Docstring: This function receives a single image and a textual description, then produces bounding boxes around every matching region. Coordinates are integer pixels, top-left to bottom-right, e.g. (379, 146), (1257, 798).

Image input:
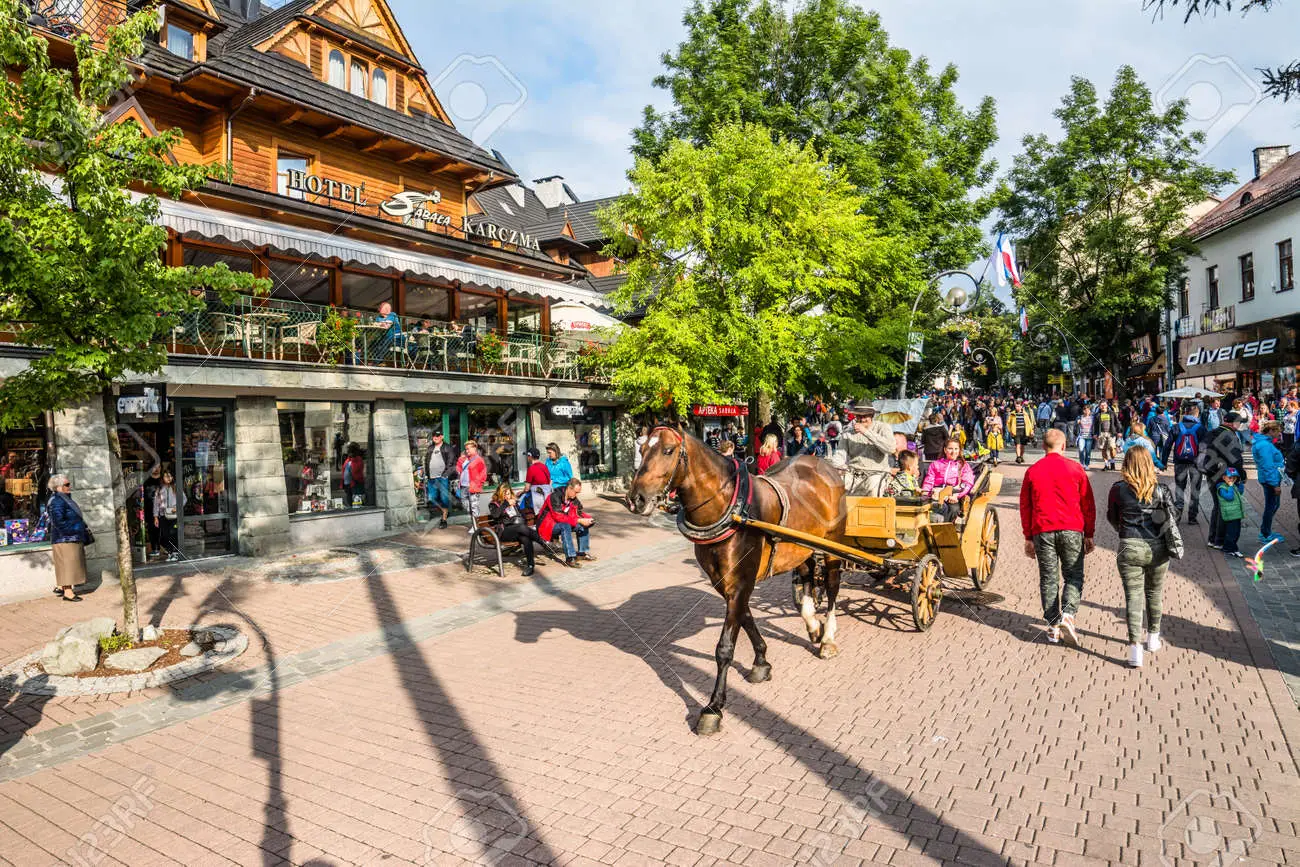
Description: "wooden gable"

(267, 29), (312, 66)
(168, 0), (218, 18)
(315, 0), (403, 51)
(103, 97), (179, 165)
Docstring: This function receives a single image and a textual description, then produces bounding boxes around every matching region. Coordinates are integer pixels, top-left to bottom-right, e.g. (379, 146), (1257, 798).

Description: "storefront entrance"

(122, 396), (236, 564)
(407, 404), (528, 516)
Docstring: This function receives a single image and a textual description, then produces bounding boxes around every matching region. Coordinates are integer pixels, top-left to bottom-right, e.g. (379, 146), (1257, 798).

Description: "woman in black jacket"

(487, 483), (548, 577)
(1106, 447), (1180, 669)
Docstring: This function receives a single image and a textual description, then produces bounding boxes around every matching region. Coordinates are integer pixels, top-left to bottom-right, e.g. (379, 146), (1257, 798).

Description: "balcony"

(23, 0), (125, 43)
(1177, 304), (1235, 339)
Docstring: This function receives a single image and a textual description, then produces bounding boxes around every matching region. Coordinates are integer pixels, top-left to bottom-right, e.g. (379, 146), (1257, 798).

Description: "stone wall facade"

(233, 396), (290, 557)
(52, 398), (118, 583)
(371, 399), (418, 529)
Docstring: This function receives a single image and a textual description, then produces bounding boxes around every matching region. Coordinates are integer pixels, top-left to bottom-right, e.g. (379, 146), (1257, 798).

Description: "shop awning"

(154, 197), (610, 308)
(1125, 361), (1155, 380)
(550, 301), (624, 333)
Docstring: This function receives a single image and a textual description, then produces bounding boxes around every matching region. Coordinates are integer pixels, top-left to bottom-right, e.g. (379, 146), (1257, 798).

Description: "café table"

(352, 321), (399, 366)
(239, 310), (290, 359)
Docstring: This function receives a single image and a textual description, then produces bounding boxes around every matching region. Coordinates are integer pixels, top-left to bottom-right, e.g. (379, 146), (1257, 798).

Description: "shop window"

(406, 283), (451, 324)
(571, 408), (616, 478)
(278, 401), (373, 514)
(459, 292), (499, 333)
(165, 23), (195, 61)
(277, 152), (310, 201)
(328, 49), (345, 89)
(341, 271), (395, 311)
(183, 246), (255, 277)
(0, 418), (50, 548)
(467, 406), (523, 484)
(1207, 265), (1219, 309)
(371, 69), (388, 106)
(268, 258), (331, 306)
(350, 59), (368, 98)
(1240, 253), (1255, 302)
(508, 299), (544, 335)
(1279, 239), (1294, 292)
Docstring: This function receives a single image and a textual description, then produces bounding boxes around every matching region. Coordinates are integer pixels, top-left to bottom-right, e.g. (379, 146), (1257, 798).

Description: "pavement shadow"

(0, 692), (52, 762)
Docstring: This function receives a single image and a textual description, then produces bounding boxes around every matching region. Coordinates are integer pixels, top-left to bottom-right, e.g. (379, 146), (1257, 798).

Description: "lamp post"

(968, 346), (999, 384)
(899, 270), (981, 399)
(1027, 322), (1077, 396)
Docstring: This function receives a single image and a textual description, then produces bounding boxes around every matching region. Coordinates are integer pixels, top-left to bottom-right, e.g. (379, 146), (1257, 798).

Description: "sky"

(390, 0), (1300, 207)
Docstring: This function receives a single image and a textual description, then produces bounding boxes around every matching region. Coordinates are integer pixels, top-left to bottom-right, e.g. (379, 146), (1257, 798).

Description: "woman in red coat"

(455, 440), (488, 528)
(755, 434), (781, 475)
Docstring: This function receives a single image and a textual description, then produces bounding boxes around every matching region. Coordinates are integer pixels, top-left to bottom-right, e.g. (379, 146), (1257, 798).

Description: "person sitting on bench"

(488, 483), (548, 577)
(538, 479), (595, 568)
(921, 438), (975, 522)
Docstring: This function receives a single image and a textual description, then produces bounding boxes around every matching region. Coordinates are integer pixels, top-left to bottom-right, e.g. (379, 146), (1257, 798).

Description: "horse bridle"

(646, 425), (689, 506)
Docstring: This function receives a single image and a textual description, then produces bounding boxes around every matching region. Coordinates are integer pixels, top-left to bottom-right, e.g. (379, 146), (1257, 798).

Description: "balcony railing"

(1177, 304), (1235, 339)
(23, 0), (125, 43)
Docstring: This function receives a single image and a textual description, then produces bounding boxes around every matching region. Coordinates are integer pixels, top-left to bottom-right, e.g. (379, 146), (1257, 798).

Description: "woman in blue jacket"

(1253, 421), (1286, 543)
(544, 442), (575, 489)
(46, 474), (91, 601)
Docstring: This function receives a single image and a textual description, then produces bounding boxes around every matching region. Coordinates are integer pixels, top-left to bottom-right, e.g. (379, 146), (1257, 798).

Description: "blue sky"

(391, 0), (1300, 210)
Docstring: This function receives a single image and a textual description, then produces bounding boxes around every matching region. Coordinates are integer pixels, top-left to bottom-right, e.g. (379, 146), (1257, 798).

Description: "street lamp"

(968, 346), (999, 383)
(899, 270), (981, 399)
(1027, 322), (1077, 396)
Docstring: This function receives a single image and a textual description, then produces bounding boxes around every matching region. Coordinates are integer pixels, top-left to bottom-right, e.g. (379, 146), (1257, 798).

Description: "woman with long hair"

(487, 483), (548, 577)
(1106, 447), (1177, 668)
(756, 434), (781, 475)
(921, 438), (975, 522)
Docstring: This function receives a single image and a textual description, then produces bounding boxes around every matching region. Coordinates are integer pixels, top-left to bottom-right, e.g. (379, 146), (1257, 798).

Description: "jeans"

(1077, 437), (1093, 467)
(1173, 464), (1201, 519)
(1117, 537), (1169, 644)
(426, 477), (452, 513)
(1261, 484), (1281, 538)
(1159, 435), (1175, 468)
(1221, 518), (1242, 553)
(554, 522), (589, 558)
(1034, 530), (1085, 625)
(1209, 482), (1245, 547)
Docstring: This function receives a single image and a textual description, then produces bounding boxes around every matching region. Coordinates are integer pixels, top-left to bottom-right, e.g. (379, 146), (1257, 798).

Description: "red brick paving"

(0, 464), (1297, 865)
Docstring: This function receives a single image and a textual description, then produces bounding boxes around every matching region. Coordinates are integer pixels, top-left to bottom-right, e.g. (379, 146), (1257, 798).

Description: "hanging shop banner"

(692, 405), (749, 418)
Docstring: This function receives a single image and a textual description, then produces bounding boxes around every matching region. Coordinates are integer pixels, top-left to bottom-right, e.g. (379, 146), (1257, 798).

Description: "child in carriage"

(922, 438), (975, 522)
(887, 450), (921, 498)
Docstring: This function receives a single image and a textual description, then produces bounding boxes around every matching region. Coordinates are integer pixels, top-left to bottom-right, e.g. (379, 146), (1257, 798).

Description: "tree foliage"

(634, 0), (999, 273)
(1145, 0), (1300, 101)
(996, 66), (1233, 393)
(602, 123), (916, 412)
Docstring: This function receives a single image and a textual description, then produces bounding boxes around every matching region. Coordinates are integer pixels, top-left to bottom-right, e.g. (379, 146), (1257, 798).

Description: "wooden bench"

(464, 510), (542, 578)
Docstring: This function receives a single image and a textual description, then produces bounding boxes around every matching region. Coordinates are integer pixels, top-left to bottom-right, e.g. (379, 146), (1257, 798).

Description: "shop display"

(279, 401), (373, 513)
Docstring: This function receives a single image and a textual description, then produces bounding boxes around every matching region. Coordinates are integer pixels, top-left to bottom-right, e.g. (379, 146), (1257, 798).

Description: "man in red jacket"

(1020, 428), (1096, 648)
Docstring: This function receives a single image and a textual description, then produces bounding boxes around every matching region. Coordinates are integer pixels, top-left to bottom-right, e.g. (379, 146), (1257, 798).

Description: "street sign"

(906, 334), (924, 364)
(1060, 355), (1071, 372)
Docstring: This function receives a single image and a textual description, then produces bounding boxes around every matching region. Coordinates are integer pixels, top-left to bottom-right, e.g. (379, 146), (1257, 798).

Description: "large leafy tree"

(996, 66), (1233, 396)
(634, 0), (999, 273)
(1146, 0), (1300, 101)
(0, 1), (265, 634)
(602, 123), (917, 413)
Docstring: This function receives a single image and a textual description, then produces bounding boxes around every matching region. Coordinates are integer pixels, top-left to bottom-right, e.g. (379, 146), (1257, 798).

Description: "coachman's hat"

(848, 400), (877, 416)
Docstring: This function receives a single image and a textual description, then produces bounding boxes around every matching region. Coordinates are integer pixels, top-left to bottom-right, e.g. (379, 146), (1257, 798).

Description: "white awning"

(155, 196), (610, 307)
(550, 301), (624, 332)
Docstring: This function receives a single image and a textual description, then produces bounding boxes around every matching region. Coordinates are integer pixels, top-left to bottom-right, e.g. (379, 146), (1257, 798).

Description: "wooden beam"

(360, 138), (386, 154)
(278, 107), (307, 125)
(425, 156), (454, 173)
(396, 150), (424, 165)
(171, 88), (223, 111)
(321, 124), (350, 140)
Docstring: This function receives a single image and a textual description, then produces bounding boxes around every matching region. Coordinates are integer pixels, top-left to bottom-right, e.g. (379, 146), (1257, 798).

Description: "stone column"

(233, 396), (290, 557)
(53, 399), (118, 583)
(371, 399), (417, 530)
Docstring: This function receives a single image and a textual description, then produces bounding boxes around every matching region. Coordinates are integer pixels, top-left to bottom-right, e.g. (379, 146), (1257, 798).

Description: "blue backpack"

(1174, 422), (1201, 462)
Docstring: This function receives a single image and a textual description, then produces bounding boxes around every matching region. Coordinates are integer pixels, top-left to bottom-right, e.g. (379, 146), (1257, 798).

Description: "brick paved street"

(1, 464), (1299, 866)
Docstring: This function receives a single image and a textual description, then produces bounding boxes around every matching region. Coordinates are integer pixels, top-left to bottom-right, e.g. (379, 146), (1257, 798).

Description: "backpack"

(1174, 424), (1200, 462)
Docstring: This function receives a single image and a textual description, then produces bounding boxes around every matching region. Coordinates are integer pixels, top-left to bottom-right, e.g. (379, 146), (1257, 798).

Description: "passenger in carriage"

(922, 438), (975, 522)
(886, 450), (921, 497)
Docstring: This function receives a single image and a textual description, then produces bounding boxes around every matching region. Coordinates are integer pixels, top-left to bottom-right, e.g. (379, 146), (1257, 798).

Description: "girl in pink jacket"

(921, 439), (975, 522)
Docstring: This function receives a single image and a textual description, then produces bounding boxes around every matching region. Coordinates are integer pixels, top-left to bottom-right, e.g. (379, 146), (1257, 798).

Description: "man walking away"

(1171, 405), (1204, 525)
(1020, 429), (1097, 648)
(1200, 413), (1246, 550)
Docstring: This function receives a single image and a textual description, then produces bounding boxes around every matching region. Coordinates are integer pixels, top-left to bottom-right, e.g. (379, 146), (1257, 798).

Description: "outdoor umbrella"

(1157, 386), (1223, 399)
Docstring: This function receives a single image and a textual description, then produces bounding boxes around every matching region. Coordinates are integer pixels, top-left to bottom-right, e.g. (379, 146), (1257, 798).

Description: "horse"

(625, 425), (847, 735)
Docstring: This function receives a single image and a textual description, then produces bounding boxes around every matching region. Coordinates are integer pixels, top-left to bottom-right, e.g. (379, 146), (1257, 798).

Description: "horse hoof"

(807, 625), (823, 644)
(695, 711), (723, 736)
(819, 642), (839, 660)
(746, 663), (772, 684)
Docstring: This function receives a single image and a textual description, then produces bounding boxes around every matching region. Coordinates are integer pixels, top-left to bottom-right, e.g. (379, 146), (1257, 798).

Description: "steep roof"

(1187, 151), (1300, 240)
(469, 186), (620, 245)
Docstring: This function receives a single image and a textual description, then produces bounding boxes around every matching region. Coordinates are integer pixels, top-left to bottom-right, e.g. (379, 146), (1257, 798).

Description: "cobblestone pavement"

(0, 466), (1298, 866)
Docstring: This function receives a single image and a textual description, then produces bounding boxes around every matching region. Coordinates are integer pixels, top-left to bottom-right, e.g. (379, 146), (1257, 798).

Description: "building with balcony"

(1175, 145), (1300, 396)
(1, 0), (634, 600)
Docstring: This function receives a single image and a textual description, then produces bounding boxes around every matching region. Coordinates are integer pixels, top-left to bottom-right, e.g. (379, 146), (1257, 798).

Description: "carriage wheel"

(911, 554), (944, 632)
(972, 508), (1000, 591)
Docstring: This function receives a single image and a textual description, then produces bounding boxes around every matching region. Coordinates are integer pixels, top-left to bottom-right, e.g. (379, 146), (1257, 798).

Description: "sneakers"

(565, 557), (581, 568)
(1228, 550), (1245, 558)
(520, 565), (535, 577)
(1046, 625), (1061, 645)
(1059, 614), (1080, 649)
(166, 553), (180, 562)
(438, 518), (448, 529)
(1128, 644), (1143, 668)
(1292, 547), (1300, 558)
(1258, 532), (1284, 544)
(1207, 541), (1222, 550)
(1146, 631), (1161, 653)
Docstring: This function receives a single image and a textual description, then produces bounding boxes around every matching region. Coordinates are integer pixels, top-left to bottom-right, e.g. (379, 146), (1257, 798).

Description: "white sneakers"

(1059, 613), (1081, 648)
(1146, 631), (1161, 653)
(1128, 644), (1143, 668)
(1046, 625), (1060, 644)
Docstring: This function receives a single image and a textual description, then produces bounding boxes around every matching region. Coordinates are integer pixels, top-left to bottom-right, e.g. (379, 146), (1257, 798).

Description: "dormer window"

(165, 23), (194, 61)
(328, 49), (345, 89)
(1241, 191), (1254, 207)
(371, 69), (388, 106)
(350, 59), (368, 98)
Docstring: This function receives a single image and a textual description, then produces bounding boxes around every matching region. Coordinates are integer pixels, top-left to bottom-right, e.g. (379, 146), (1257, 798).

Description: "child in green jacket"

(1215, 467), (1244, 557)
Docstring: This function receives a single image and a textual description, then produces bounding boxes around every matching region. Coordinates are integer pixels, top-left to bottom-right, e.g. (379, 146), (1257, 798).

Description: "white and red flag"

(992, 234), (1022, 288)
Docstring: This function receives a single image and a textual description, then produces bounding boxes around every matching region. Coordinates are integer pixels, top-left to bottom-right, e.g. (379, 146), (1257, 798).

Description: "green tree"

(1146, 1), (1300, 101)
(0, 2), (266, 635)
(996, 66), (1233, 397)
(601, 123), (916, 413)
(634, 0), (999, 273)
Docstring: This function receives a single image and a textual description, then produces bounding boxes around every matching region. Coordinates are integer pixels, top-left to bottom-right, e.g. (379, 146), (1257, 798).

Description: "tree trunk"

(753, 390), (774, 430)
(102, 389), (140, 639)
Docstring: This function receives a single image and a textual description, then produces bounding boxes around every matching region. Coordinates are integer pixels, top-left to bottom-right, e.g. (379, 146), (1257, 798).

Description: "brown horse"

(625, 426), (846, 735)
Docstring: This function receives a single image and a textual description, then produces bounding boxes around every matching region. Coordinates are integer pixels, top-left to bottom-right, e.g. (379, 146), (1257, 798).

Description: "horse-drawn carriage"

(732, 458), (1003, 631)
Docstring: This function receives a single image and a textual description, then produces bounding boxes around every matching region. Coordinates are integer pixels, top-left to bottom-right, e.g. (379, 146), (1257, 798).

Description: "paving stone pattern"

(0, 467), (1296, 866)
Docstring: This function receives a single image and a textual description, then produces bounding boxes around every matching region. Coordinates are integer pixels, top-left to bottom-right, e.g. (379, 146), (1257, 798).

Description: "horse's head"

(624, 426), (686, 516)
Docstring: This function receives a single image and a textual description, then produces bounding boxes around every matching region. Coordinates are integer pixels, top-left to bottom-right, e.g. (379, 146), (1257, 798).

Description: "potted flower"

(476, 330), (504, 371)
(317, 309), (358, 366)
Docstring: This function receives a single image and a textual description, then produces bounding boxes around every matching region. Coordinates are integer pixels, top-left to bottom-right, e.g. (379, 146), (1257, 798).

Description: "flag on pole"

(1019, 306), (1029, 335)
(962, 337), (971, 355)
(991, 233), (1023, 288)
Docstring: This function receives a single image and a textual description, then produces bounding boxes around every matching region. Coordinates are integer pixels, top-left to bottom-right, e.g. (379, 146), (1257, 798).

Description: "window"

(165, 23), (194, 61)
(328, 49), (345, 89)
(1207, 265), (1219, 309)
(276, 152), (309, 200)
(371, 69), (388, 106)
(467, 406), (523, 484)
(278, 401), (373, 513)
(459, 292), (499, 333)
(572, 408), (616, 478)
(350, 59), (367, 98)
(340, 271), (394, 310)
(406, 283), (451, 323)
(507, 298), (544, 334)
(1279, 239), (1294, 292)
(1240, 252), (1255, 302)
(1178, 277), (1189, 318)
(0, 417), (51, 548)
(267, 258), (331, 305)
(1241, 192), (1254, 207)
